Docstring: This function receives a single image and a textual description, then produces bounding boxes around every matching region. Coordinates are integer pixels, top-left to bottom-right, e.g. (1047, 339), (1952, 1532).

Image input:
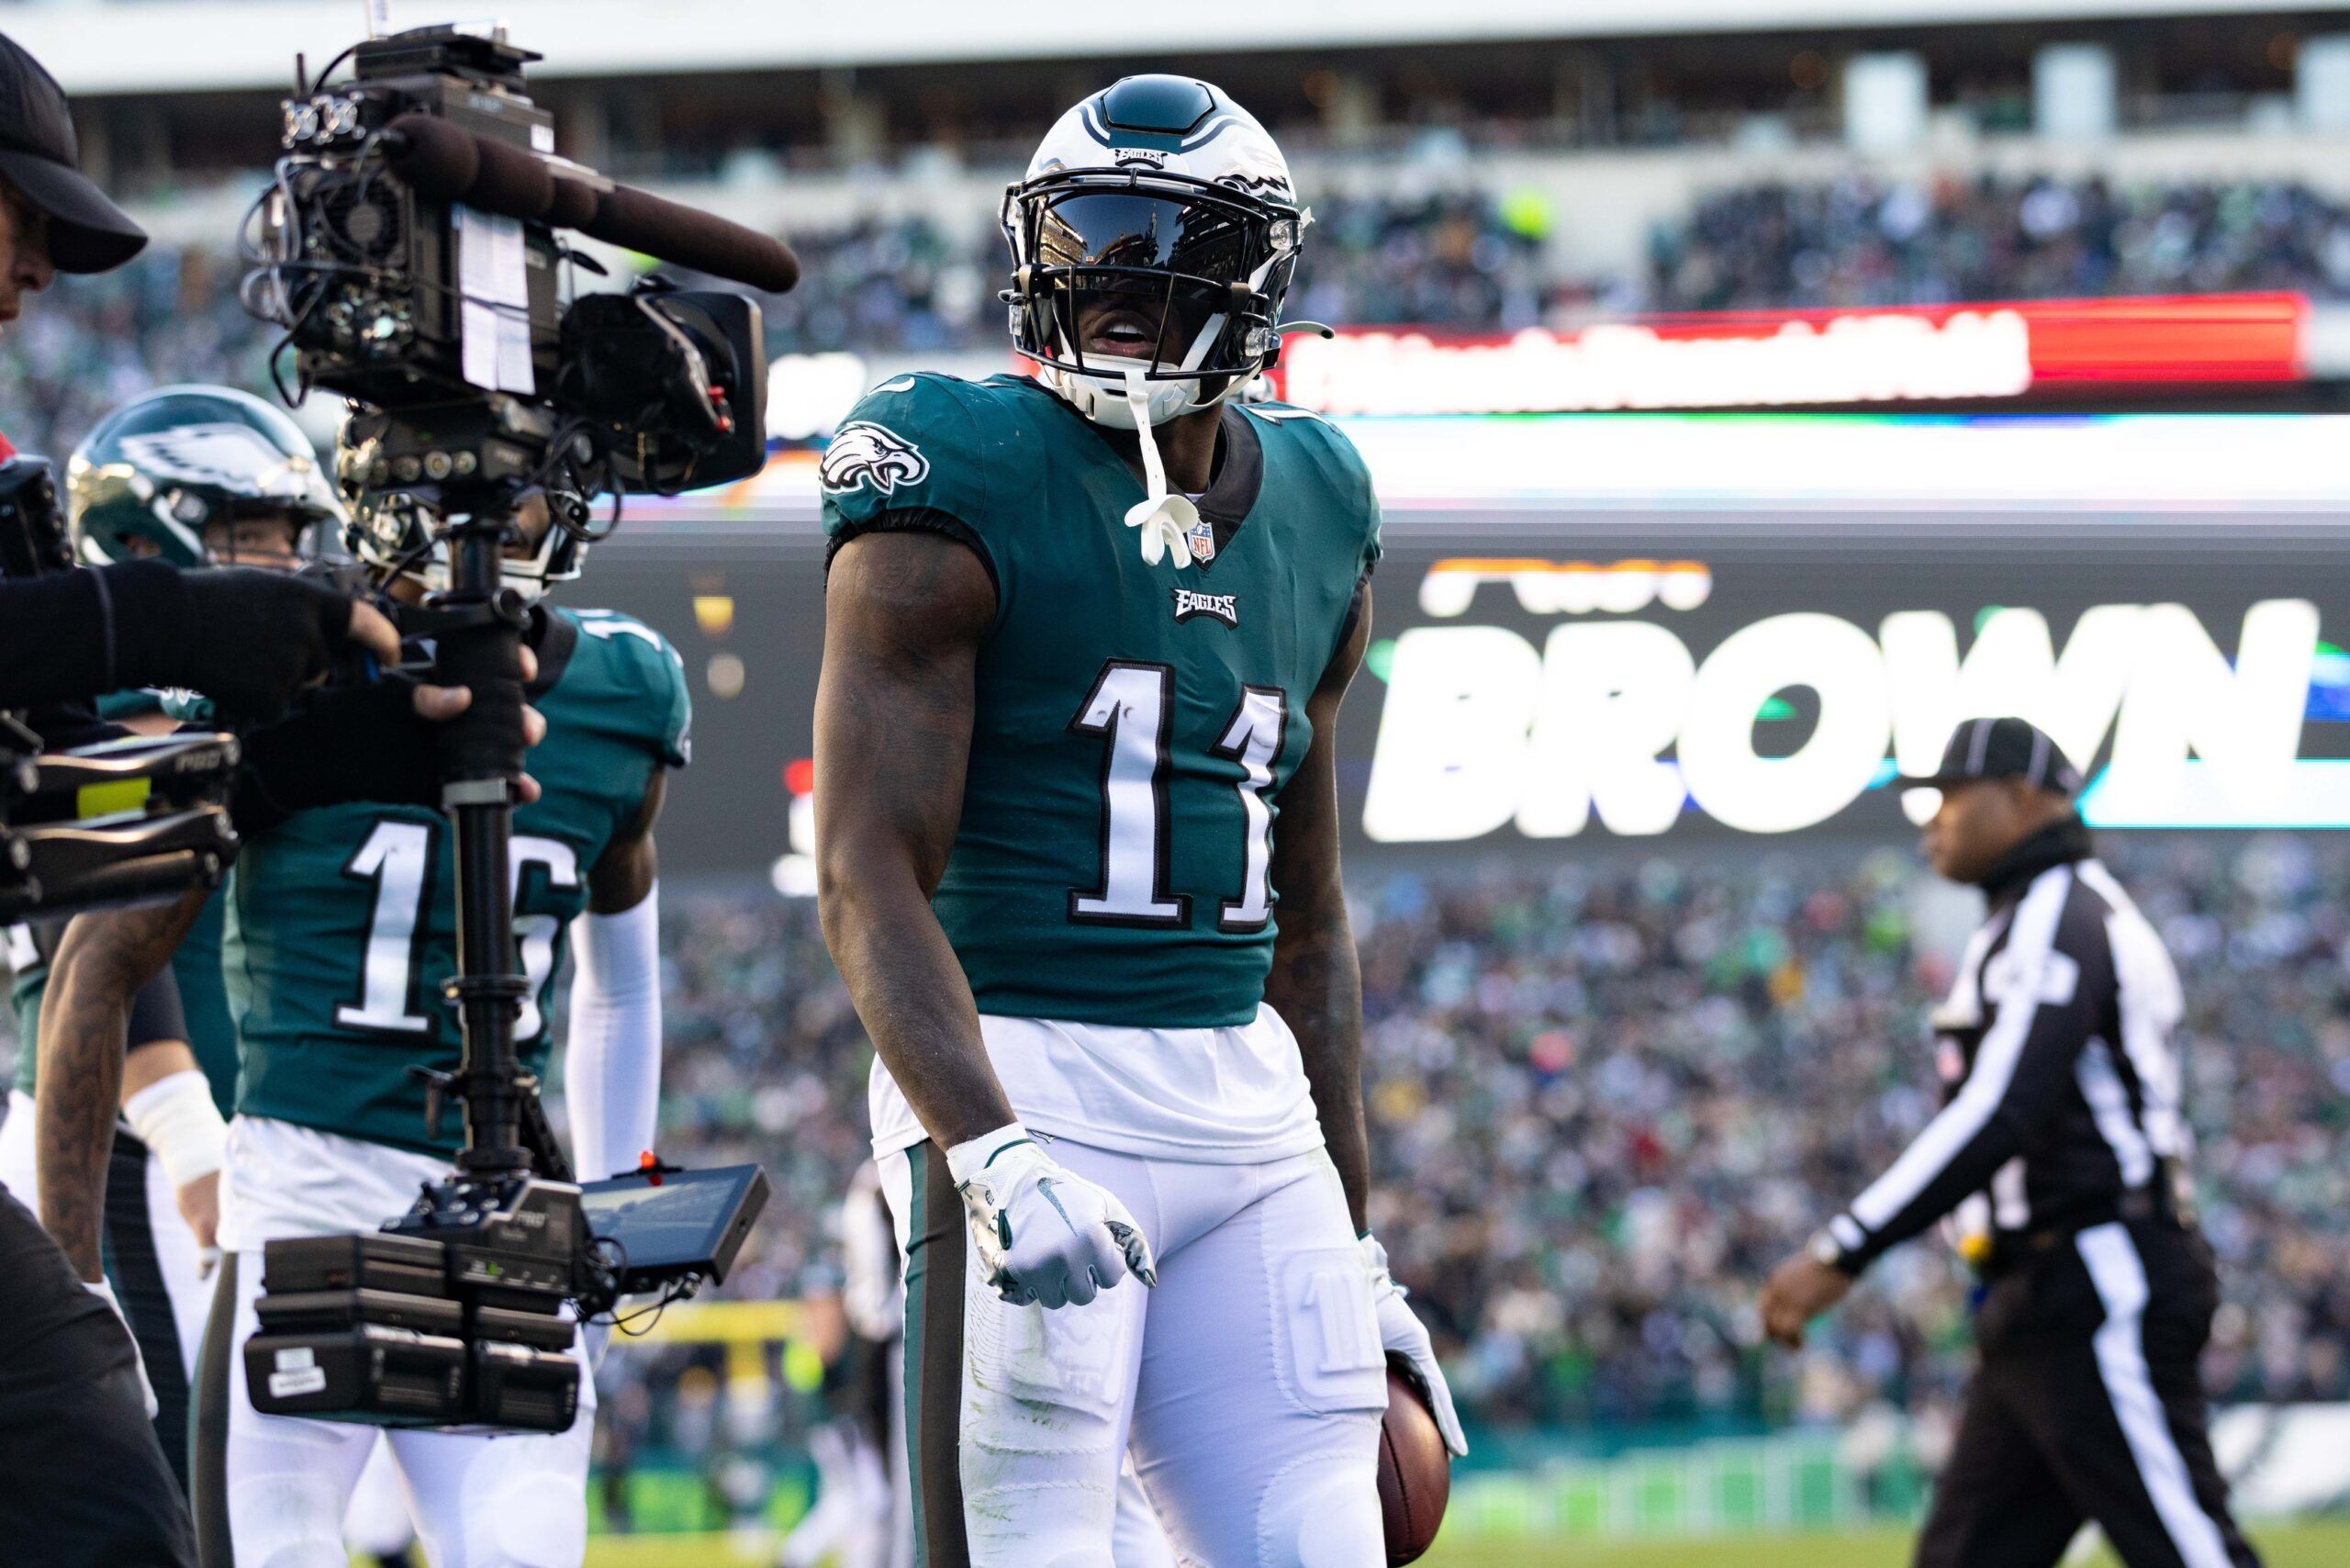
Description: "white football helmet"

(1002, 75), (1309, 432)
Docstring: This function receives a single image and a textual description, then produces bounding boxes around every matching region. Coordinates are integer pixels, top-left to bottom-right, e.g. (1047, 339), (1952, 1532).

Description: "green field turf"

(573, 1519), (2350, 1567)
(1417, 1520), (2350, 1567)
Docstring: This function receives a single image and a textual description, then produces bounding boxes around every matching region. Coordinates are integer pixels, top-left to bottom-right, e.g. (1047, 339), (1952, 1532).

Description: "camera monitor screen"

(577, 1165), (767, 1287)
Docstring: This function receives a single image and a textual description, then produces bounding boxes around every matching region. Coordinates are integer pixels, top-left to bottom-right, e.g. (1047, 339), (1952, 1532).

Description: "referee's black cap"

(0, 34), (146, 274)
(1897, 716), (2082, 797)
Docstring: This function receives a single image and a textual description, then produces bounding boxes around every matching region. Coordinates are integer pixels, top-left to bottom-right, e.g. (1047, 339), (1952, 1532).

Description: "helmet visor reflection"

(1031, 191), (1251, 284)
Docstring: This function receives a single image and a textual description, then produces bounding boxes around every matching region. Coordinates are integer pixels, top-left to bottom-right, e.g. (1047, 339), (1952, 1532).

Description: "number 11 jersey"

(223, 607), (689, 1157)
(821, 373), (1380, 1030)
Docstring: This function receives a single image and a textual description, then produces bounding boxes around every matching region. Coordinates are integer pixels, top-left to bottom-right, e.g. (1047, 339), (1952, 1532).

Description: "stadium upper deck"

(16, 1), (2350, 198)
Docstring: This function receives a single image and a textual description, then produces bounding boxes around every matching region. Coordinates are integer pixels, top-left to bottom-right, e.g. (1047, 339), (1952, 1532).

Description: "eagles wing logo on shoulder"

(821, 423), (931, 497)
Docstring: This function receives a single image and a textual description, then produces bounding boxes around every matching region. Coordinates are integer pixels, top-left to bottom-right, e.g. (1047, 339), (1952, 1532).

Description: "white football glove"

(948, 1124), (1157, 1310)
(1362, 1232), (1468, 1457)
(84, 1277), (160, 1419)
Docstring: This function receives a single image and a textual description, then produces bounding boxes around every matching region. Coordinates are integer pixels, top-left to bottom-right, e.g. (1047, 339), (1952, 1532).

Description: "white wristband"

(122, 1070), (228, 1190)
(945, 1121), (1034, 1187)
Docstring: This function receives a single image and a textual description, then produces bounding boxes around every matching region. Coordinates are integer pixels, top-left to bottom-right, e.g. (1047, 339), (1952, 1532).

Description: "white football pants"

(880, 1138), (1386, 1568)
(880, 1348), (1172, 1568)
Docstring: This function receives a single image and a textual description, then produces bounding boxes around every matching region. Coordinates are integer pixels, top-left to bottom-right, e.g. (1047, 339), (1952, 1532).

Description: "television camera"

(236, 23), (781, 1433)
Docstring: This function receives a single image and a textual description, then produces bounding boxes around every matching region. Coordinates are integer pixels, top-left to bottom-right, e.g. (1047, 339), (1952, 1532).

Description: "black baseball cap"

(1897, 716), (2082, 796)
(0, 34), (145, 274)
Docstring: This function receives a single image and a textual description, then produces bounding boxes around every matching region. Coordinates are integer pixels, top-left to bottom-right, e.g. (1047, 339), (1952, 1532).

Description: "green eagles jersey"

(821, 373), (1379, 1028)
(225, 607), (689, 1156)
(10, 872), (237, 1122)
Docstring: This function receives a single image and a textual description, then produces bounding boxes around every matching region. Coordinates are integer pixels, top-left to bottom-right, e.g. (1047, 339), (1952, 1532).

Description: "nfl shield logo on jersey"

(1185, 514), (1216, 562)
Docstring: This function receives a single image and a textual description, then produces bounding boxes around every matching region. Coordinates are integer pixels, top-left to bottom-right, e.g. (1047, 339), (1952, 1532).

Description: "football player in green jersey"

(0, 385), (350, 1487)
(816, 77), (1463, 1567)
(170, 480), (685, 1568)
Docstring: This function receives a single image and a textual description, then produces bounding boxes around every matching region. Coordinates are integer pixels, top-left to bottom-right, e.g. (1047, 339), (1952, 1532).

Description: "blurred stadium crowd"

(7, 170), (2350, 457)
(589, 833), (2350, 1484)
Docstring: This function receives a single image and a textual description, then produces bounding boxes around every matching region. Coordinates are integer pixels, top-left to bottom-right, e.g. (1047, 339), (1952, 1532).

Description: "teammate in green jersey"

(816, 77), (1462, 1568)
(0, 385), (348, 1489)
(181, 483), (686, 1568)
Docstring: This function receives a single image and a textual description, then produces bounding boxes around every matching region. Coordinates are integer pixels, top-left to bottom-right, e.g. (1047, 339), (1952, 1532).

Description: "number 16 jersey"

(821, 373), (1379, 1030)
(223, 608), (689, 1157)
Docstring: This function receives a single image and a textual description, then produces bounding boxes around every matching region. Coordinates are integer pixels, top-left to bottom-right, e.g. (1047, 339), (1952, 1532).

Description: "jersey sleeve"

(818, 374), (1001, 595)
(1257, 404), (1381, 579)
(648, 634), (691, 769)
(570, 610), (693, 769)
(1333, 425), (1382, 579)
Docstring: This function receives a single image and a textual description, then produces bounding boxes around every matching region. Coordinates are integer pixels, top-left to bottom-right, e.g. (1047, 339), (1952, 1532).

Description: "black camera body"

(0, 457), (240, 923)
(272, 30), (562, 415)
(252, 25), (768, 510)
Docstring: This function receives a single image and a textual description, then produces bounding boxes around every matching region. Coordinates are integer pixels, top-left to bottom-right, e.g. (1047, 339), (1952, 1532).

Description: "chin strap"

(1121, 367), (1202, 570)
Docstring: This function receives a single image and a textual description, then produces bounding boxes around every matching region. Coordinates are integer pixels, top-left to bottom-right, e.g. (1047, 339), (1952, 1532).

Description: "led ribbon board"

(1361, 569), (2344, 840)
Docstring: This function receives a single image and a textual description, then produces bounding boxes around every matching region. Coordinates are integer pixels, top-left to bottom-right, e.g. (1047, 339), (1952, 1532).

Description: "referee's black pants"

(0, 1182), (196, 1567)
(1917, 1217), (2261, 1568)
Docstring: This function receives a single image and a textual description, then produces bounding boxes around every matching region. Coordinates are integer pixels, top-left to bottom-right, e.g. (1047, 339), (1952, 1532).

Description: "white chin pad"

(1051, 361), (1205, 430)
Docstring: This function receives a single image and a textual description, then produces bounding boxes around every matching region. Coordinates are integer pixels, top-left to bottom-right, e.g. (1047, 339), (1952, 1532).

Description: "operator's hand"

(83, 1277), (161, 1418)
(1761, 1249), (1854, 1349)
(949, 1124), (1157, 1309)
(170, 568), (379, 723)
(408, 642), (546, 802)
(1362, 1232), (1469, 1457)
(231, 651), (546, 836)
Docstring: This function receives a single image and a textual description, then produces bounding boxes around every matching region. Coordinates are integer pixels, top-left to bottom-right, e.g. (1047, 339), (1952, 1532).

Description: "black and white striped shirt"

(1825, 818), (2191, 1273)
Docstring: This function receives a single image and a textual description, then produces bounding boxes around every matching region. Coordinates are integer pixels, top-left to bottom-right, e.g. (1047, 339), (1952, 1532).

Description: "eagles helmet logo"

(820, 422), (931, 497)
(119, 423), (317, 498)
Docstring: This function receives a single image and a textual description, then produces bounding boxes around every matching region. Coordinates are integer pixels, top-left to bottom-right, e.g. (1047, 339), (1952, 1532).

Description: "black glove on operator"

(229, 674), (445, 837)
(229, 609), (537, 837)
(106, 562), (359, 724)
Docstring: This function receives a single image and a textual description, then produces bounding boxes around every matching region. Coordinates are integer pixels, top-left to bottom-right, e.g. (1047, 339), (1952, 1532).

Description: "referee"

(1759, 716), (2261, 1568)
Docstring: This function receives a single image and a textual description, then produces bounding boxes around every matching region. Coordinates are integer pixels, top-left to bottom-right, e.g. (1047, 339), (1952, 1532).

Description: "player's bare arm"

(1264, 577), (1374, 1232)
(589, 770), (666, 914)
(814, 529), (1010, 1148)
(34, 890), (207, 1278)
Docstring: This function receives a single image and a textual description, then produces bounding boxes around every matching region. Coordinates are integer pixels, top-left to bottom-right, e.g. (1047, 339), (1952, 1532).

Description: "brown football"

(1377, 1362), (1451, 1564)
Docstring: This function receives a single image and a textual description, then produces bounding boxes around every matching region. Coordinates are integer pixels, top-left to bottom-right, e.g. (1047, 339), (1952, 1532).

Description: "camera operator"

(0, 34), (538, 1565)
(0, 31), (208, 1568)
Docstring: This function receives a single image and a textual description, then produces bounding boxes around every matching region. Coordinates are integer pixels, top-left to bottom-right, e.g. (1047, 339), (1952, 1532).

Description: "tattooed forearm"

(36, 894), (202, 1277)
